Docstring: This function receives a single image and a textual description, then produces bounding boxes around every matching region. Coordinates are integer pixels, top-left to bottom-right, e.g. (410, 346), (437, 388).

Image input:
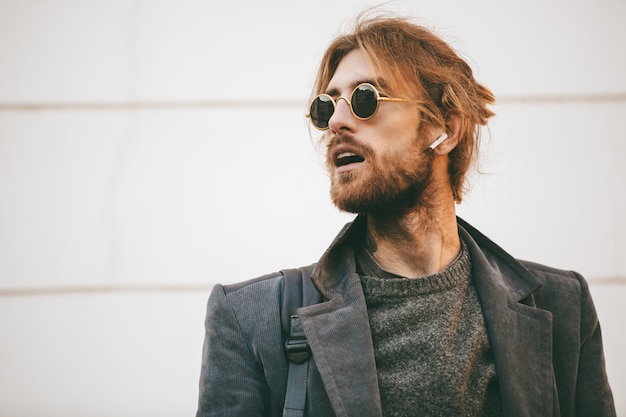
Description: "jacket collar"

(456, 216), (541, 301)
(311, 215), (542, 300)
(311, 214), (366, 299)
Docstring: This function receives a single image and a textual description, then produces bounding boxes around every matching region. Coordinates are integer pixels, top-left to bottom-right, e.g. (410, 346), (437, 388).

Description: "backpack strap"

(281, 263), (319, 336)
(280, 263), (321, 417)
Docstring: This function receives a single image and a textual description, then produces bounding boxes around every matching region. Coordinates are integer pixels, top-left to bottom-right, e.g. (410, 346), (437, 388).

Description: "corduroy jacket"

(196, 216), (616, 416)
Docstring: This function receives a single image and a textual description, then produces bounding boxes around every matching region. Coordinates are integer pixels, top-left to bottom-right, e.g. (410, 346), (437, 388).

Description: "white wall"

(0, 0), (624, 415)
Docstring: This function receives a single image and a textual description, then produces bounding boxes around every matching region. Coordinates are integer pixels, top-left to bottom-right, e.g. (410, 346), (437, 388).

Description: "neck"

(365, 190), (460, 278)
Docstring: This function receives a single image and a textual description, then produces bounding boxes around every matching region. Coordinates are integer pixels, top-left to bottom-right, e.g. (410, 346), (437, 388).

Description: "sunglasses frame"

(306, 82), (406, 130)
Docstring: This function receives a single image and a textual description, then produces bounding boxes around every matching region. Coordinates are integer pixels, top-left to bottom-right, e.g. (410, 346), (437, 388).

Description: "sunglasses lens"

(351, 85), (378, 119)
(310, 95), (334, 129)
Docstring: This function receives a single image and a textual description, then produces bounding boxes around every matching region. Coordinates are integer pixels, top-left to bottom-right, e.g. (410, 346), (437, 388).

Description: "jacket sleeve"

(574, 273), (616, 417)
(196, 284), (269, 417)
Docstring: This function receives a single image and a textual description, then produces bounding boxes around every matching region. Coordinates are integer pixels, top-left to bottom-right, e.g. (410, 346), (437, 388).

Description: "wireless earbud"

(428, 133), (448, 150)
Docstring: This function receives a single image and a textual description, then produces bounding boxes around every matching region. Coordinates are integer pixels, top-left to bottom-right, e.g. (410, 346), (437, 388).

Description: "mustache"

(327, 133), (357, 148)
(326, 134), (373, 156)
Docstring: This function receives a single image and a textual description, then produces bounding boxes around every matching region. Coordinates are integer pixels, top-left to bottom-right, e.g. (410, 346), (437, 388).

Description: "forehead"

(326, 49), (376, 93)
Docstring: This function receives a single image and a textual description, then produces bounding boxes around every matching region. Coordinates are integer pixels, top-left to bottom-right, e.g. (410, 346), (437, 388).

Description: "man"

(196, 15), (616, 417)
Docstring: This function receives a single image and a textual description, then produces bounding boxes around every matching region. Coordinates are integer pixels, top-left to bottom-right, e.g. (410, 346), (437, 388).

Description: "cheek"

(318, 132), (332, 154)
(380, 110), (422, 139)
(379, 132), (427, 171)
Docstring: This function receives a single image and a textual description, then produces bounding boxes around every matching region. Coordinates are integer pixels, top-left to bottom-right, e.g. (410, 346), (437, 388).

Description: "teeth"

(334, 151), (365, 167)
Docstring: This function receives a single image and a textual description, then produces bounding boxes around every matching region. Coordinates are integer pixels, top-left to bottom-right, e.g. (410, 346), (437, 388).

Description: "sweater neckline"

(357, 239), (471, 297)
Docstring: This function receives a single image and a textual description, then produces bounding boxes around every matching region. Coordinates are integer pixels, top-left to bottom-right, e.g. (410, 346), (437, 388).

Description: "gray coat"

(196, 216), (616, 416)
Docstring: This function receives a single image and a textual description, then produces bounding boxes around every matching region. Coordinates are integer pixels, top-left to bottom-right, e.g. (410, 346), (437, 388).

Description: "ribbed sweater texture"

(356, 241), (503, 417)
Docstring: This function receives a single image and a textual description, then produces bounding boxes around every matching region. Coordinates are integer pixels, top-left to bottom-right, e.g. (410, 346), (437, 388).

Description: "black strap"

(280, 264), (321, 417)
(282, 317), (311, 417)
(281, 263), (319, 336)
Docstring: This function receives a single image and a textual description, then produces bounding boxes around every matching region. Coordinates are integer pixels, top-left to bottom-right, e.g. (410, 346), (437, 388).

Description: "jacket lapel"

(459, 221), (555, 417)
(298, 270), (382, 417)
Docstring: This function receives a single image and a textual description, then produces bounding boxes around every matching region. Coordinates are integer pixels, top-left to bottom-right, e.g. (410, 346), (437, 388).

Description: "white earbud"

(428, 133), (448, 150)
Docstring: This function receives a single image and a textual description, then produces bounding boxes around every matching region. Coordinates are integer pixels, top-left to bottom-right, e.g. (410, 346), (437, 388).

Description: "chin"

(331, 180), (427, 216)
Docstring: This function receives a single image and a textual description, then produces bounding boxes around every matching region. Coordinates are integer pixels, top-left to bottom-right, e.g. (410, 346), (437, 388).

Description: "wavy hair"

(313, 15), (495, 202)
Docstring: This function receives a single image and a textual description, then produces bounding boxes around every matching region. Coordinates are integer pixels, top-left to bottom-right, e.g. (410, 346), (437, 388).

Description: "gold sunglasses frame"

(306, 82), (406, 130)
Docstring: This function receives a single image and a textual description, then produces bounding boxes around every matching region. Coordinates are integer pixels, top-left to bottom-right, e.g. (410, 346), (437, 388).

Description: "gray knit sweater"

(356, 241), (503, 417)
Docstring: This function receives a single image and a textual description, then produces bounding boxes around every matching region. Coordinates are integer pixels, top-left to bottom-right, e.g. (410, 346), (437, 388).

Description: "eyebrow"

(325, 78), (387, 96)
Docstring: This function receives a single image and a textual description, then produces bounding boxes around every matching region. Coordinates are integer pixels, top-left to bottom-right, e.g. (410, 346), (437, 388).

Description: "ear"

(432, 112), (463, 156)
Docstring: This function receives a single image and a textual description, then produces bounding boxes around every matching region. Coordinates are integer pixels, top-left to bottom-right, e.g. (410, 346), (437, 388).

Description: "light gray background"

(1, 0), (624, 415)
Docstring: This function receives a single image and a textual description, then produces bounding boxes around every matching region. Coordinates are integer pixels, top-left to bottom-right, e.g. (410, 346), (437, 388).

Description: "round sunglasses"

(306, 83), (406, 130)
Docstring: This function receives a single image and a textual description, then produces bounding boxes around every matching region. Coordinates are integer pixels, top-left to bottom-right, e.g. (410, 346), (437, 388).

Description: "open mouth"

(335, 152), (365, 167)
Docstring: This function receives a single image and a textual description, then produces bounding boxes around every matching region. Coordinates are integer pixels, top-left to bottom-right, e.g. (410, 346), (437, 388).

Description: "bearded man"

(196, 15), (616, 417)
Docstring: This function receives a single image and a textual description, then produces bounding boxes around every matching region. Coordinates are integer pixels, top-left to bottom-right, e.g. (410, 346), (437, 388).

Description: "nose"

(328, 96), (356, 133)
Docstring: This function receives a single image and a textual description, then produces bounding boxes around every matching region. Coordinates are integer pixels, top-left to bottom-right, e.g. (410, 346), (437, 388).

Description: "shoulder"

(221, 270), (285, 295)
(209, 271), (285, 319)
(518, 259), (587, 293)
(205, 272), (286, 346)
(519, 259), (580, 282)
(518, 259), (596, 319)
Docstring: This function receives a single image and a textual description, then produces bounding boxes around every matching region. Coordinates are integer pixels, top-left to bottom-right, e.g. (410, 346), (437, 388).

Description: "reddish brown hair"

(313, 15), (495, 202)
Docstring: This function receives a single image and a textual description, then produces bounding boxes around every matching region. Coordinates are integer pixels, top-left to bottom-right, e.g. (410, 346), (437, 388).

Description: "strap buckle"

(285, 315), (310, 364)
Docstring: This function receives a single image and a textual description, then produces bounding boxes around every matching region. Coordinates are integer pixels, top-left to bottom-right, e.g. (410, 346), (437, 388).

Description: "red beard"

(326, 134), (434, 216)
